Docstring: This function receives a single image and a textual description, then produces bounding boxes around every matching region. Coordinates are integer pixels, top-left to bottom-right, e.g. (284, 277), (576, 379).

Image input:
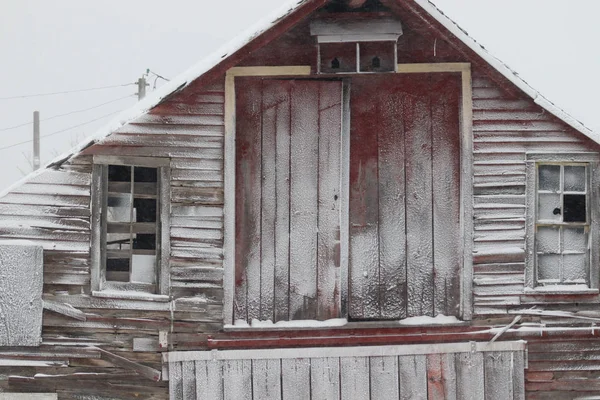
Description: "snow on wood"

(0, 244), (43, 346)
(398, 315), (462, 326)
(227, 318), (348, 329)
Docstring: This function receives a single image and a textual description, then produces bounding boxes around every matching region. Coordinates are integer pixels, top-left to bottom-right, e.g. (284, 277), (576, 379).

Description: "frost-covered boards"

(234, 73), (461, 323)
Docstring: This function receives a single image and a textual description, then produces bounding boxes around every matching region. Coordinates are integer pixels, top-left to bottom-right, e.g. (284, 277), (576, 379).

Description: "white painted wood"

(311, 357), (340, 400)
(222, 359), (252, 400)
(195, 360), (224, 400)
(340, 81), (351, 317)
(0, 395), (57, 400)
(281, 358), (310, 400)
(252, 359), (282, 400)
(340, 356), (370, 400)
(92, 155), (170, 167)
(169, 360), (184, 400)
(310, 18), (403, 37)
(398, 355), (427, 400)
(223, 73), (236, 325)
(456, 352), (484, 400)
(484, 351), (515, 400)
(165, 341), (527, 362)
(370, 356), (399, 399)
(182, 361), (197, 400)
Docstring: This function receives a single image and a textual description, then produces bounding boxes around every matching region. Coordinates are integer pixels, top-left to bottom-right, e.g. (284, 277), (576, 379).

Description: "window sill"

(523, 285), (599, 296)
(92, 290), (170, 302)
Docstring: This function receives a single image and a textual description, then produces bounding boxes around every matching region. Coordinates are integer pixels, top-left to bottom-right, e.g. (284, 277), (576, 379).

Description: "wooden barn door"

(349, 73), (461, 320)
(235, 78), (343, 323)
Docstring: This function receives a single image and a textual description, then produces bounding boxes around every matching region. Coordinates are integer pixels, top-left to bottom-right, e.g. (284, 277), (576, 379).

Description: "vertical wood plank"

(235, 78), (263, 322)
(512, 351), (526, 400)
(404, 75), (435, 317)
(159, 165), (171, 296)
(195, 360), (223, 400)
(431, 74), (461, 317)
(169, 361), (184, 400)
(223, 359), (252, 400)
(340, 356), (370, 400)
(377, 78), (407, 319)
(427, 353), (457, 400)
(317, 81), (343, 320)
(281, 358), (310, 400)
(349, 77), (381, 319)
(273, 82), (292, 322)
(90, 164), (103, 292)
(456, 352), (484, 400)
(289, 81), (320, 320)
(311, 357), (341, 400)
(182, 361), (197, 400)
(252, 359), (282, 400)
(399, 355), (427, 400)
(484, 351), (514, 400)
(260, 81), (278, 321)
(370, 356), (399, 399)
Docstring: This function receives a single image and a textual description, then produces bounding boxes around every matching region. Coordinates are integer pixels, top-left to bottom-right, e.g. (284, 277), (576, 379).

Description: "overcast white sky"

(0, 1), (598, 190)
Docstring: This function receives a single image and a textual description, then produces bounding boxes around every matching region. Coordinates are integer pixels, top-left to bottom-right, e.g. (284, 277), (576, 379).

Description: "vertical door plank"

(259, 81), (278, 322)
(282, 358), (311, 400)
(252, 359), (282, 400)
(235, 79), (263, 322)
(404, 75), (435, 317)
(223, 359), (252, 400)
(484, 351), (514, 400)
(311, 357), (341, 400)
(317, 81), (343, 320)
(370, 356), (399, 399)
(195, 360), (223, 400)
(431, 74), (462, 317)
(512, 351), (526, 400)
(456, 352), (484, 400)
(377, 79), (407, 319)
(169, 361), (184, 400)
(289, 81), (320, 320)
(182, 361), (197, 400)
(427, 353), (457, 400)
(273, 82), (292, 322)
(399, 355), (427, 400)
(340, 356), (370, 400)
(349, 77), (381, 319)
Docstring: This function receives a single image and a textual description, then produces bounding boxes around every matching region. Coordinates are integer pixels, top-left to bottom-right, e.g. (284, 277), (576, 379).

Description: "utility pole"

(33, 111), (40, 171)
(136, 75), (148, 100)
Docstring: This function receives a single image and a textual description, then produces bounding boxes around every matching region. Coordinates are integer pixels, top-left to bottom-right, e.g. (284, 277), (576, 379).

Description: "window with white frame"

(536, 164), (590, 285)
(91, 156), (170, 297)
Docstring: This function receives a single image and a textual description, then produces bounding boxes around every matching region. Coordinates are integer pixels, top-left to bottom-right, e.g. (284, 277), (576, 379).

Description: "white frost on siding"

(0, 244), (43, 347)
(227, 318), (348, 329)
(398, 314), (462, 326)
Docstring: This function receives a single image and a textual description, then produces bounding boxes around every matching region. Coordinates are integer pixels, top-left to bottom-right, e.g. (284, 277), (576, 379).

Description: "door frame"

(223, 63), (473, 325)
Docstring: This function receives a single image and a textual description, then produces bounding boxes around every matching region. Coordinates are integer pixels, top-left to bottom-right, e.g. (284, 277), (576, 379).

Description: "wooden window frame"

(525, 152), (600, 295)
(222, 63), (474, 325)
(91, 155), (171, 299)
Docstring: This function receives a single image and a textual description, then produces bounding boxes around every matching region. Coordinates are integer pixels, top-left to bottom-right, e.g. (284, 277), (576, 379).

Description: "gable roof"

(1, 0), (596, 197)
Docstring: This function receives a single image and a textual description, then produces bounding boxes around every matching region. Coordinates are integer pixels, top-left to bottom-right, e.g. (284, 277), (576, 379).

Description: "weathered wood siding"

(167, 343), (526, 400)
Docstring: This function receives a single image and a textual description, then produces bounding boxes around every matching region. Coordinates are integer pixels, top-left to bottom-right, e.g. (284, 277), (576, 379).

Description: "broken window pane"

(538, 165), (560, 192)
(133, 234), (156, 250)
(563, 194), (586, 222)
(537, 226), (560, 254)
(108, 165), (131, 182)
(106, 258), (130, 282)
(134, 198), (157, 222)
(134, 167), (158, 183)
(564, 166), (586, 192)
(107, 195), (132, 223)
(538, 193), (561, 222)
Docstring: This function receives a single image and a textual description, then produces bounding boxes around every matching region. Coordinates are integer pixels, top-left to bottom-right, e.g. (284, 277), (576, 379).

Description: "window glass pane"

(539, 165), (560, 191)
(107, 233), (130, 250)
(106, 258), (130, 282)
(133, 234), (156, 250)
(537, 226), (560, 254)
(538, 193), (561, 222)
(563, 227), (587, 253)
(564, 166), (586, 192)
(134, 167), (158, 183)
(134, 198), (157, 222)
(131, 255), (156, 284)
(563, 254), (586, 282)
(563, 194), (586, 222)
(538, 254), (560, 282)
(107, 195), (132, 223)
(108, 165), (131, 182)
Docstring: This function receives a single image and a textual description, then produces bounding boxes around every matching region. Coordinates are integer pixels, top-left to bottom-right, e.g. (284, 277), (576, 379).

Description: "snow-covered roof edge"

(417, 0), (599, 143)
(2, 0), (597, 198)
(0, 0), (311, 198)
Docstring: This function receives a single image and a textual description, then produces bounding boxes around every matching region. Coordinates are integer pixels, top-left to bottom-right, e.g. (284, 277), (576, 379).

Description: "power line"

(0, 83), (136, 100)
(0, 94), (134, 132)
(0, 110), (122, 151)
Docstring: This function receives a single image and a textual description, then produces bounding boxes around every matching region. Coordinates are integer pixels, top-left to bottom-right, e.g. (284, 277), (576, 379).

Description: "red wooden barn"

(0, 0), (597, 398)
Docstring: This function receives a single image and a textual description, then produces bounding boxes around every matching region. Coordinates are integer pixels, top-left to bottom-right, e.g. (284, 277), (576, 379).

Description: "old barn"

(0, 0), (598, 398)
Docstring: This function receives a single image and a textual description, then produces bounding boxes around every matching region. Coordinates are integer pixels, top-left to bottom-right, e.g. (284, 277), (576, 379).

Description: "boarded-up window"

(235, 74), (461, 323)
(0, 244), (43, 346)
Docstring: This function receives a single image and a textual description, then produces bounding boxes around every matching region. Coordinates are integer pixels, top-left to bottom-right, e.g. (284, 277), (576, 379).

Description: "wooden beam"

(93, 347), (162, 382)
(43, 300), (87, 321)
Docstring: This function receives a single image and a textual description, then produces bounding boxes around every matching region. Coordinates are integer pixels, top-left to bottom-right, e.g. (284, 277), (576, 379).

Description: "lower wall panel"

(166, 342), (526, 400)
